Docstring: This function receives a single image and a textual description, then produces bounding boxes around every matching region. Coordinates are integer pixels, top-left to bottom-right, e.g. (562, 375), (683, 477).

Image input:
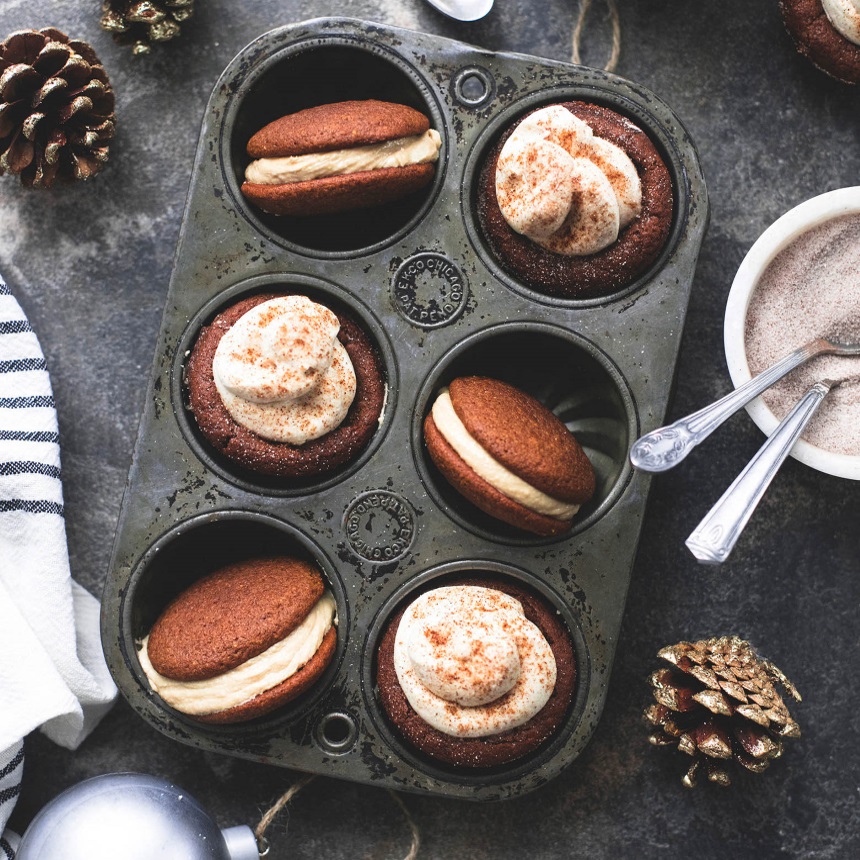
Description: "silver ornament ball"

(16, 772), (258, 860)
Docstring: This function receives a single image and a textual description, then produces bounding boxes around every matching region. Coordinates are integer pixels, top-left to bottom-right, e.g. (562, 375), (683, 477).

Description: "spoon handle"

(630, 340), (822, 472)
(685, 381), (831, 565)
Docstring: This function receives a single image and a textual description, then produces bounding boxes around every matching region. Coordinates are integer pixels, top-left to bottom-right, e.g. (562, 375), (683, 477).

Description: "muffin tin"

(101, 17), (709, 801)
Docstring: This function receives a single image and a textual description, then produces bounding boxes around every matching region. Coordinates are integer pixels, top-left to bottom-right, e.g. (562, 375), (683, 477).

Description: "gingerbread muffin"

(780, 0), (860, 83)
(477, 102), (674, 299)
(241, 100), (442, 216)
(186, 293), (385, 479)
(138, 557), (337, 724)
(424, 377), (595, 536)
(376, 579), (576, 768)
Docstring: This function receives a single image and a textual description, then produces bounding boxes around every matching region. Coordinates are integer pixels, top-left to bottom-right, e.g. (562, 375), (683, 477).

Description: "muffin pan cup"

(102, 18), (709, 801)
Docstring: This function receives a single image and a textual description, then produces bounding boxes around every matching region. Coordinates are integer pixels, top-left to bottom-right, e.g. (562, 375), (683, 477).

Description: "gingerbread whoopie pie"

(424, 377), (595, 536)
(138, 557), (337, 724)
(185, 292), (385, 479)
(477, 102), (673, 299)
(780, 0), (860, 83)
(376, 578), (576, 768)
(241, 100), (442, 216)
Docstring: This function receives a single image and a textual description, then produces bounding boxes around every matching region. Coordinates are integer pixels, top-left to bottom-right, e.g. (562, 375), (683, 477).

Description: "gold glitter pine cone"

(0, 28), (116, 188)
(644, 636), (801, 788)
(100, 0), (194, 55)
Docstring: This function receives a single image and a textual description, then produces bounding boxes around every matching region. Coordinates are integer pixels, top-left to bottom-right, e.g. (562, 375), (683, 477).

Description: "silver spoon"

(422, 0), (494, 21)
(685, 376), (850, 564)
(630, 336), (860, 473)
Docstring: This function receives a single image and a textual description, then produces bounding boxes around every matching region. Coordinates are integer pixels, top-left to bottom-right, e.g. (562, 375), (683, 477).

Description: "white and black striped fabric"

(0, 742), (22, 858)
(0, 275), (117, 854)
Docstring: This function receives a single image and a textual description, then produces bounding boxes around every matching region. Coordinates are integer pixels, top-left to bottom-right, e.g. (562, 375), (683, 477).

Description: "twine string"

(254, 774), (315, 854)
(254, 777), (421, 859)
(387, 789), (421, 860)
(572, 0), (621, 73)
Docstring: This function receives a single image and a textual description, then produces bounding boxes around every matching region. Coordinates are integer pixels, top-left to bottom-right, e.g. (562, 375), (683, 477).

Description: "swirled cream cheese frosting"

(495, 105), (642, 256)
(393, 585), (557, 738)
(822, 0), (860, 45)
(138, 591), (336, 715)
(430, 387), (580, 520)
(212, 295), (356, 445)
(245, 129), (442, 185)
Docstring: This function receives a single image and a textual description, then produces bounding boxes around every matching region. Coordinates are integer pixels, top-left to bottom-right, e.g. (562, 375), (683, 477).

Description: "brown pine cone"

(100, 0), (195, 55)
(644, 636), (801, 788)
(0, 28), (116, 188)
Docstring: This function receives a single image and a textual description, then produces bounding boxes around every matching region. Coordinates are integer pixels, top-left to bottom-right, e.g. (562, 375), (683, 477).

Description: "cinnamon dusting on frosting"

(212, 296), (356, 445)
(393, 585), (556, 738)
(495, 105), (642, 257)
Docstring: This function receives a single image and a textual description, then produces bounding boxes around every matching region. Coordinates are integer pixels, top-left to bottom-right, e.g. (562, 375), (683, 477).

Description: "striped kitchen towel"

(0, 274), (117, 852)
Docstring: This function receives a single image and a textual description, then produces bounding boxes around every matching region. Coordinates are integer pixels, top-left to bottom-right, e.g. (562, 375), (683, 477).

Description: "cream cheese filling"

(495, 105), (642, 257)
(822, 0), (860, 45)
(431, 388), (579, 520)
(138, 591), (336, 715)
(393, 586), (557, 738)
(212, 296), (356, 445)
(245, 129), (442, 186)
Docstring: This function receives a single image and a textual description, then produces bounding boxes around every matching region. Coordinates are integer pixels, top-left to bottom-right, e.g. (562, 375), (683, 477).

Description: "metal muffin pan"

(101, 17), (709, 801)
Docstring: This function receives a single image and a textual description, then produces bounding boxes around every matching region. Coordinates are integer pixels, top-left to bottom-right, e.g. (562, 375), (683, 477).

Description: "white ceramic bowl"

(724, 186), (860, 480)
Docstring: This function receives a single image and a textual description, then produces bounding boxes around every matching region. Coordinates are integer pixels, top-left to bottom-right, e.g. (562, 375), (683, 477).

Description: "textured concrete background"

(1, 0), (859, 857)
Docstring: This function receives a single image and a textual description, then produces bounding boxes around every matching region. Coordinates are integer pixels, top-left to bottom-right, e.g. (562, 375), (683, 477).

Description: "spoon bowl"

(423, 0), (494, 22)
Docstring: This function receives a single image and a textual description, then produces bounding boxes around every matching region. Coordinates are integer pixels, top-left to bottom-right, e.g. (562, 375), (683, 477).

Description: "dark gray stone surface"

(1, 0), (858, 857)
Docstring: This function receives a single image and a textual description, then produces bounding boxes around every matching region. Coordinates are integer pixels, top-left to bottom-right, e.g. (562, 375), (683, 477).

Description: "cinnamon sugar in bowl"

(724, 187), (860, 479)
